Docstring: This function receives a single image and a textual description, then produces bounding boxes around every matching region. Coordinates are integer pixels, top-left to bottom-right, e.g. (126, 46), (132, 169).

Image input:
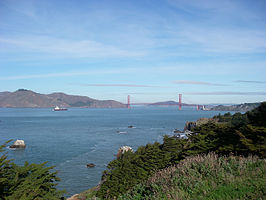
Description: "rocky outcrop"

(184, 118), (212, 131)
(9, 140), (26, 148)
(117, 146), (133, 159)
(173, 129), (182, 133)
(66, 194), (80, 200)
(184, 121), (197, 131)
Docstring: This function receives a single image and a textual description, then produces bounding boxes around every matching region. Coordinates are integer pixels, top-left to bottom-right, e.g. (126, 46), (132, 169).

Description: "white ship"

(53, 106), (68, 111)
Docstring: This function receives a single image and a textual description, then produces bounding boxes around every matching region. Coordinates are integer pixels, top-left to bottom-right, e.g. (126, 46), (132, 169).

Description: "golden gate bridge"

(126, 94), (205, 110)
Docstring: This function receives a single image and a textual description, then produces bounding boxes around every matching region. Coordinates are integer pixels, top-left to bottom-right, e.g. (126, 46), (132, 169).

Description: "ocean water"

(0, 107), (229, 196)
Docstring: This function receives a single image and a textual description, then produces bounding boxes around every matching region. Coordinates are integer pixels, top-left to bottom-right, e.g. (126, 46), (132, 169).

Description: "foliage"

(0, 140), (14, 197)
(213, 112), (232, 123)
(247, 102), (266, 127)
(97, 143), (170, 198)
(0, 142), (64, 200)
(96, 102), (266, 199)
(121, 153), (266, 200)
(189, 102), (266, 157)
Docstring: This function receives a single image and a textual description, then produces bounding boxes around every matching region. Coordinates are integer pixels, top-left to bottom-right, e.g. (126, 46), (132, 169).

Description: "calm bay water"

(0, 107), (228, 196)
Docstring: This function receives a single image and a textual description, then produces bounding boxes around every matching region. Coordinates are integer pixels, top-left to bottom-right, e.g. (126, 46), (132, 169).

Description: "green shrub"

(0, 141), (64, 200)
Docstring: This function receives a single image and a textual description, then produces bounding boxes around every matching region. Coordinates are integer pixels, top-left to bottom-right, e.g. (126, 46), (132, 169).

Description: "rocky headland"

(210, 102), (261, 111)
(184, 117), (214, 131)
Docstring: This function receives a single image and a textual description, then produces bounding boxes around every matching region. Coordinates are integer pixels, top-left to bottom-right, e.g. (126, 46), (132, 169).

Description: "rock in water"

(9, 140), (26, 148)
(87, 163), (96, 168)
(117, 146), (133, 158)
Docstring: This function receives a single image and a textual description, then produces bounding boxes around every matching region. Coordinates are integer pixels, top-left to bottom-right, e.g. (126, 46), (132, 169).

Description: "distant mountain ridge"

(0, 89), (126, 108)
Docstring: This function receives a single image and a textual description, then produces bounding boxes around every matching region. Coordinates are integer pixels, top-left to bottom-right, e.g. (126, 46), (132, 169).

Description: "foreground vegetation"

(120, 153), (265, 200)
(0, 141), (64, 200)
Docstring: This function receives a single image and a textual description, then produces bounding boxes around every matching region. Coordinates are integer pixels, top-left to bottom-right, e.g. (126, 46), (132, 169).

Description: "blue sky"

(0, 0), (266, 104)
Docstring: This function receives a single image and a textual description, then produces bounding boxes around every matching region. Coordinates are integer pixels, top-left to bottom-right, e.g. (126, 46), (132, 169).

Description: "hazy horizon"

(1, 88), (264, 106)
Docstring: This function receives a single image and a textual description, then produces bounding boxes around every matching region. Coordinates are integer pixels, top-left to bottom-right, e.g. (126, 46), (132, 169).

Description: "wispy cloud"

(82, 84), (164, 88)
(168, 26), (266, 55)
(174, 80), (225, 86)
(161, 1), (266, 55)
(185, 92), (266, 95)
(235, 80), (266, 84)
(1, 0), (266, 60)
(1, 0), (37, 18)
(127, 92), (174, 95)
(167, 0), (248, 17)
(0, 68), (136, 80)
(0, 36), (144, 58)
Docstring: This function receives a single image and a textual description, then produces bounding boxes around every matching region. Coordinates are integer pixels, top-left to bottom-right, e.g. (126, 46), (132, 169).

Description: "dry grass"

(122, 153), (265, 200)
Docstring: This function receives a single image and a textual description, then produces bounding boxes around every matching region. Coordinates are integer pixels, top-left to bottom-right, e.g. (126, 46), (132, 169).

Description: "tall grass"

(120, 153), (265, 200)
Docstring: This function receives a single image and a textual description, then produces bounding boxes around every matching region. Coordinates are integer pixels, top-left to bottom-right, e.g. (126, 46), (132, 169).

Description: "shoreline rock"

(66, 194), (80, 200)
(117, 146), (133, 159)
(184, 118), (212, 131)
(173, 129), (182, 133)
(9, 140), (26, 149)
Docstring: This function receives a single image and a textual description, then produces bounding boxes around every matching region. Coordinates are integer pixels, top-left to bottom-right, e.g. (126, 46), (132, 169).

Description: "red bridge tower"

(127, 95), (130, 109)
(179, 94), (182, 110)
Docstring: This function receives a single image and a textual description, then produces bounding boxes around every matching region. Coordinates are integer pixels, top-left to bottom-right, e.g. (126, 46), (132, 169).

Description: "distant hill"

(0, 91), (11, 97)
(149, 101), (178, 106)
(149, 101), (194, 106)
(0, 89), (127, 108)
(210, 102), (262, 112)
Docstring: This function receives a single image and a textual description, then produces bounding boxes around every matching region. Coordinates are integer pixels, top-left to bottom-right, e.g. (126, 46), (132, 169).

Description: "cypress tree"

(0, 141), (64, 200)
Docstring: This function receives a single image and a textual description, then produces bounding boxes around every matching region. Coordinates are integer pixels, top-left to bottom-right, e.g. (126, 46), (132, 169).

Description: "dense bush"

(96, 102), (266, 198)
(0, 141), (64, 200)
(121, 153), (266, 200)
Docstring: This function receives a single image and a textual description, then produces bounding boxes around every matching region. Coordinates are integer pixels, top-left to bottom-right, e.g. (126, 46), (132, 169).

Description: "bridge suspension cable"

(126, 93), (202, 110)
